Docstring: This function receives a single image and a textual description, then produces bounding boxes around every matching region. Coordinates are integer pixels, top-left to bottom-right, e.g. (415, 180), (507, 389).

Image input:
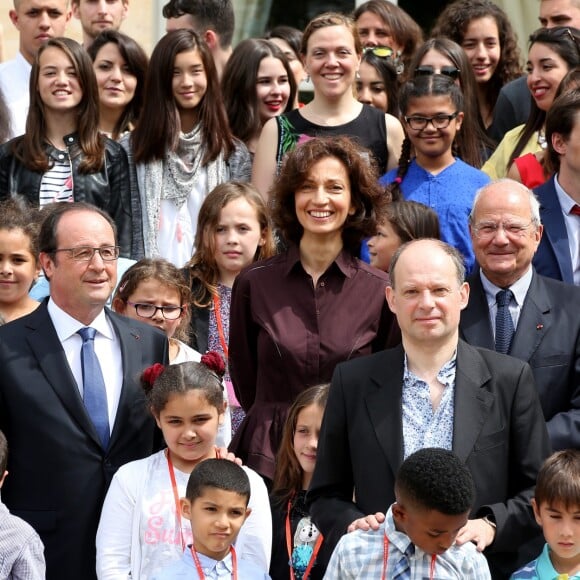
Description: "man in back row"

(163, 0), (234, 79)
(72, 0), (128, 48)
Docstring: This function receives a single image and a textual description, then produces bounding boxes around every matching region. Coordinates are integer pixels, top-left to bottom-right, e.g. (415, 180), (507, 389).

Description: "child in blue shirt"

(511, 450), (580, 579)
(152, 459), (270, 580)
(324, 448), (491, 579)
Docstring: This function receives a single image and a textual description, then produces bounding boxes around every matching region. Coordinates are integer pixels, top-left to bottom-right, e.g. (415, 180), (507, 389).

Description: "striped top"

(39, 153), (73, 206)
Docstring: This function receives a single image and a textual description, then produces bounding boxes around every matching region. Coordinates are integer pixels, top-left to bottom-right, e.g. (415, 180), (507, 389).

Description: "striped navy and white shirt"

(39, 154), (73, 206)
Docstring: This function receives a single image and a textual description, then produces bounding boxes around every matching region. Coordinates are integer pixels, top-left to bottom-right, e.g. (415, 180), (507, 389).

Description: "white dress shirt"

(480, 267), (533, 338)
(47, 299), (123, 432)
(0, 53), (31, 139)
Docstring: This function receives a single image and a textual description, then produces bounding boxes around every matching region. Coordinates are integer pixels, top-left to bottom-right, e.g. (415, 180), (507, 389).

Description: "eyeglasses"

(404, 112), (459, 131)
(53, 245), (120, 261)
(414, 65), (461, 81)
(126, 302), (184, 320)
(471, 221), (537, 240)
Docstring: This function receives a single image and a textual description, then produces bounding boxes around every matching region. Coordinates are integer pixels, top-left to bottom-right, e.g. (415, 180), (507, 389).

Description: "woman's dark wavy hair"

(408, 37), (492, 167)
(88, 29), (149, 140)
(12, 37), (105, 173)
(353, 0), (423, 74)
(271, 136), (389, 255)
(508, 26), (580, 170)
(221, 39), (296, 146)
(432, 0), (522, 118)
(388, 74), (464, 201)
(271, 384), (330, 505)
(132, 29), (234, 164)
(359, 49), (400, 116)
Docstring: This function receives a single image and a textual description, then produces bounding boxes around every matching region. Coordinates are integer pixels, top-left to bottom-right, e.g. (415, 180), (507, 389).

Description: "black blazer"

(0, 303), (168, 580)
(308, 340), (551, 578)
(460, 269), (580, 450)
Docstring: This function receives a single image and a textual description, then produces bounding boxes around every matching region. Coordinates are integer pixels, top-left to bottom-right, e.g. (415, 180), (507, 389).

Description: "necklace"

(537, 129), (548, 150)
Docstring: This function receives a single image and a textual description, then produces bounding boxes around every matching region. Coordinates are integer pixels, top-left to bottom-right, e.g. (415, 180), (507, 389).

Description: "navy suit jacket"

(533, 176), (575, 284)
(460, 270), (580, 450)
(0, 303), (169, 580)
(308, 340), (551, 578)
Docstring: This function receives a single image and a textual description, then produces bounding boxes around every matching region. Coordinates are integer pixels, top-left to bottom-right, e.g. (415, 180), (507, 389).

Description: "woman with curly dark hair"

(229, 136), (395, 481)
(432, 0), (522, 132)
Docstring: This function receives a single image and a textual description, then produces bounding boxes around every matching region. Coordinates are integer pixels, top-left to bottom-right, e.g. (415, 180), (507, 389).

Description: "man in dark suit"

(462, 179), (580, 451)
(309, 239), (551, 579)
(533, 91), (580, 285)
(0, 203), (168, 580)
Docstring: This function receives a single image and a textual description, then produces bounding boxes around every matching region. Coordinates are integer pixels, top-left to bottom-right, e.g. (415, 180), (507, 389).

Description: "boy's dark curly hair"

(396, 448), (474, 515)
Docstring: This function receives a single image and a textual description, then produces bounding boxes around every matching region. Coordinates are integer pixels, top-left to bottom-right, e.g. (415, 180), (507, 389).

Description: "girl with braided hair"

(380, 74), (489, 273)
(95, 356), (272, 579)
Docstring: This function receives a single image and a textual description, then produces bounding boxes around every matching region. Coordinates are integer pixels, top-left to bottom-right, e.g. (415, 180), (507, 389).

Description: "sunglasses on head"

(363, 46), (396, 58)
(414, 65), (461, 81)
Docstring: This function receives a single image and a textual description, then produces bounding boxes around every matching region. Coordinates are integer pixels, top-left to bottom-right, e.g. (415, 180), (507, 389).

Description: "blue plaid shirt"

(402, 353), (456, 459)
(323, 507), (491, 579)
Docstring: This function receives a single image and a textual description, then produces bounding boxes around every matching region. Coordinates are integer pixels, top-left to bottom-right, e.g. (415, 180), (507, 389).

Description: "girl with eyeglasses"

(381, 74), (490, 274)
(252, 12), (404, 199)
(432, 0), (522, 132)
(409, 38), (494, 168)
(482, 26), (580, 181)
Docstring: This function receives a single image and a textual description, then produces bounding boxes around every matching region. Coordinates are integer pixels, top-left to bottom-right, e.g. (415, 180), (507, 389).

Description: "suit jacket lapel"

(453, 341), (495, 461)
(107, 310), (152, 448)
(25, 303), (102, 448)
(365, 346), (404, 474)
(537, 179), (574, 283)
(460, 272), (495, 350)
(510, 272), (549, 361)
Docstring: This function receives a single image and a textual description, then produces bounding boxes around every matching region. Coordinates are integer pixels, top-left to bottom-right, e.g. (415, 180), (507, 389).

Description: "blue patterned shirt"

(323, 506), (491, 579)
(380, 158), (490, 273)
(151, 547), (271, 580)
(402, 353), (456, 459)
(511, 544), (580, 579)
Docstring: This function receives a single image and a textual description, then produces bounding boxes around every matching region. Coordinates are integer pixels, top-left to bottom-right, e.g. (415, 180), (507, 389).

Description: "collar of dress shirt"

(191, 548), (233, 575)
(479, 267), (533, 311)
(47, 299), (115, 342)
(385, 505), (415, 558)
(283, 243), (357, 278)
(554, 173), (580, 215)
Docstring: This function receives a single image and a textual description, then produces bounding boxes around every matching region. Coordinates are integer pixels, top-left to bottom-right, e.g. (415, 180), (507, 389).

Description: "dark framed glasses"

(404, 111), (459, 131)
(414, 65), (461, 81)
(126, 302), (184, 320)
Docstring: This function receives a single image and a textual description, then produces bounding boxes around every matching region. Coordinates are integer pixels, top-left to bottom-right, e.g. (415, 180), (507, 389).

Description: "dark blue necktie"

(495, 289), (515, 354)
(78, 327), (110, 449)
(392, 543), (415, 579)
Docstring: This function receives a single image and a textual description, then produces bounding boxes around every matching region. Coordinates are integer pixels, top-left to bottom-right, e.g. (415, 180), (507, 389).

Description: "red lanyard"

(382, 534), (436, 580)
(212, 294), (229, 359)
(285, 498), (324, 580)
(191, 544), (238, 580)
(165, 448), (221, 552)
